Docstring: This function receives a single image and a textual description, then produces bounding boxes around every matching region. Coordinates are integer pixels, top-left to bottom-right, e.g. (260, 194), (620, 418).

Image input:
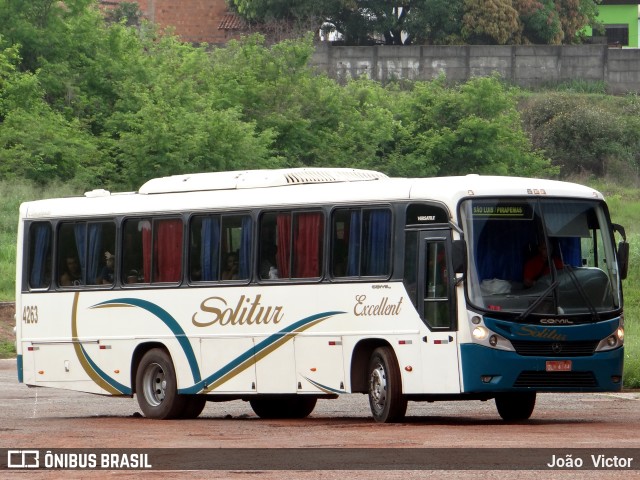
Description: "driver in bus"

(523, 241), (563, 288)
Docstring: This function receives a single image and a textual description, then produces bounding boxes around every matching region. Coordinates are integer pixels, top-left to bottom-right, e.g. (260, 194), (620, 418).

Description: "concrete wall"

(310, 44), (640, 95)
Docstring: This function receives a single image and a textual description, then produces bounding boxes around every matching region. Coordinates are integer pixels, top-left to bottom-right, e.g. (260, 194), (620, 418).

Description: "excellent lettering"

(354, 295), (403, 317)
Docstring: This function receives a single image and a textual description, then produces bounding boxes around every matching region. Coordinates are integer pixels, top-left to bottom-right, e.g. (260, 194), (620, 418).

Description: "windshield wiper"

(562, 264), (600, 321)
(517, 279), (560, 322)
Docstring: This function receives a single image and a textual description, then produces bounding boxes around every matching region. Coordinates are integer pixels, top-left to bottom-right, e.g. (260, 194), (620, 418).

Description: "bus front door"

(405, 229), (461, 393)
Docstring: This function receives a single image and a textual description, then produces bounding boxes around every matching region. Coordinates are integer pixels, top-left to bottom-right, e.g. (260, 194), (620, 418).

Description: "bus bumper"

(460, 343), (624, 393)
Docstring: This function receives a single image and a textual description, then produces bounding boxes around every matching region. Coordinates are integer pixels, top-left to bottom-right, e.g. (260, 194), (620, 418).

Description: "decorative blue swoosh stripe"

(80, 345), (131, 394)
(88, 297), (344, 395)
(302, 375), (347, 394)
(181, 311), (344, 394)
(91, 298), (202, 384)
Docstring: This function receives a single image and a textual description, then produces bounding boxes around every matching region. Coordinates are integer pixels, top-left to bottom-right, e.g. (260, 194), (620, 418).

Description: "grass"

(0, 181), (81, 300)
(0, 179), (638, 387)
(0, 341), (15, 359)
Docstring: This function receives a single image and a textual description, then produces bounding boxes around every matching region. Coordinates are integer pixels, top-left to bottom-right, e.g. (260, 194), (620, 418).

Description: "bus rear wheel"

(249, 395), (317, 419)
(495, 392), (536, 421)
(367, 346), (407, 423)
(135, 348), (186, 419)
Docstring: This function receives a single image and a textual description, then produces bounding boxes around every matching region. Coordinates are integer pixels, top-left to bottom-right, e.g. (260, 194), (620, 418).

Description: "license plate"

(546, 360), (572, 372)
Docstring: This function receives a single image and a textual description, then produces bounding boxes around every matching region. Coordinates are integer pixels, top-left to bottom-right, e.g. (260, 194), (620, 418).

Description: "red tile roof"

(218, 13), (246, 31)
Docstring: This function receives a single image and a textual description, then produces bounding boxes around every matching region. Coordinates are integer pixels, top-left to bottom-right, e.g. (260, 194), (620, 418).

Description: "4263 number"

(23, 305), (38, 324)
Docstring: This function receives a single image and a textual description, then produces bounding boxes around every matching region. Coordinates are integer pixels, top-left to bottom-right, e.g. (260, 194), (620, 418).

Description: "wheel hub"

(370, 363), (387, 411)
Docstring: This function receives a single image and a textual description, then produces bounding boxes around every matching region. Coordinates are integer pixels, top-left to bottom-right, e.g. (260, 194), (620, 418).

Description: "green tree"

(392, 76), (557, 177)
(521, 93), (640, 179)
(514, 0), (563, 44)
(407, 0), (464, 44)
(0, 44), (98, 184)
(462, 0), (520, 45)
(230, 0), (600, 45)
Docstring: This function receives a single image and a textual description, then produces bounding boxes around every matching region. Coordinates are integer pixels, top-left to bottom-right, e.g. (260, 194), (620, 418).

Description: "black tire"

(367, 346), (407, 423)
(495, 392), (536, 421)
(135, 348), (186, 419)
(180, 395), (207, 419)
(250, 395), (317, 419)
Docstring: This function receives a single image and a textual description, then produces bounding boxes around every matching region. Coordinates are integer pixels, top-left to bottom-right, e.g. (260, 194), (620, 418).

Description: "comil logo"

(8, 450), (39, 468)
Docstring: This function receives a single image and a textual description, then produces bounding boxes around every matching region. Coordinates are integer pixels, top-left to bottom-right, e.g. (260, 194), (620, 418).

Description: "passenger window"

(332, 208), (392, 278)
(123, 218), (183, 284)
(259, 211), (324, 280)
(189, 214), (252, 282)
(57, 221), (116, 287)
(28, 222), (52, 289)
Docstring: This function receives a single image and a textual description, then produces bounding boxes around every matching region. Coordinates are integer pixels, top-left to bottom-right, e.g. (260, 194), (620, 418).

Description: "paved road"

(1, 358), (640, 479)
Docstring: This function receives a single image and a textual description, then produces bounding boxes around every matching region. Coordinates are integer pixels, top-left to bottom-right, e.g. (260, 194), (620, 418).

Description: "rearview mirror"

(451, 239), (467, 275)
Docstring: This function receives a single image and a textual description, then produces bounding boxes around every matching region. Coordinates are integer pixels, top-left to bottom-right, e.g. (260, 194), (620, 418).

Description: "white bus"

(15, 168), (628, 422)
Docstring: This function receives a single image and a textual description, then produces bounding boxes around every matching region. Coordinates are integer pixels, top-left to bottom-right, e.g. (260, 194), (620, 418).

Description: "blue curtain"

(87, 224), (103, 284)
(201, 217), (220, 281)
(74, 224), (87, 282)
(238, 216), (252, 279)
(346, 210), (361, 276)
(365, 209), (391, 276)
(474, 221), (535, 282)
(558, 237), (581, 267)
(30, 223), (51, 288)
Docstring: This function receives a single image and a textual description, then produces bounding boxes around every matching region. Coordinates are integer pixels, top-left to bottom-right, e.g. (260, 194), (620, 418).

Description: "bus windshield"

(460, 198), (622, 318)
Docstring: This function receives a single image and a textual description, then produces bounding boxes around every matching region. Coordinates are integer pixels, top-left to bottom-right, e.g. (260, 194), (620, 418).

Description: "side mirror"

(617, 241), (629, 280)
(451, 239), (467, 275)
(612, 224), (629, 280)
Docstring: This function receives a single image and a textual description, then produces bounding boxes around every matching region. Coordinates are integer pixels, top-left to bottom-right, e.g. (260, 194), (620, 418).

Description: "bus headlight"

(595, 326), (624, 352)
(472, 326), (488, 340)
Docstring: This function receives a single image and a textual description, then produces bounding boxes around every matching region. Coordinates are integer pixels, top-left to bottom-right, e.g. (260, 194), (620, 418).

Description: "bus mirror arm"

(613, 224), (629, 280)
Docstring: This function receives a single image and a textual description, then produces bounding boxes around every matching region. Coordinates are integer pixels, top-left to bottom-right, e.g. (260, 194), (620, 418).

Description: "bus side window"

(259, 213), (278, 279)
(332, 207), (391, 278)
(122, 219), (148, 284)
(153, 218), (183, 283)
(260, 211), (324, 280)
(190, 216), (218, 281)
(89, 222), (116, 286)
(221, 215), (252, 281)
(190, 214), (251, 282)
(58, 223), (84, 287)
(292, 212), (323, 278)
(424, 240), (450, 329)
(28, 222), (52, 289)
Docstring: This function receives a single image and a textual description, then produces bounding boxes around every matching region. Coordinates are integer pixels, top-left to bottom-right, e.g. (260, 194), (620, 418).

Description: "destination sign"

(471, 202), (534, 219)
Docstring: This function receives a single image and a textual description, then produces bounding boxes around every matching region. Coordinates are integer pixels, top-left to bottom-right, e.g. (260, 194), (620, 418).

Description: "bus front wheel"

(135, 348), (186, 419)
(495, 392), (536, 421)
(367, 347), (407, 423)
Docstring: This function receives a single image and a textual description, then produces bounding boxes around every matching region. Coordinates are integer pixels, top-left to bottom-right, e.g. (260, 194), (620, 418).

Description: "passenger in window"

(99, 251), (115, 284)
(60, 255), (82, 286)
(126, 269), (139, 284)
(260, 244), (278, 279)
(523, 242), (563, 288)
(221, 253), (239, 280)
